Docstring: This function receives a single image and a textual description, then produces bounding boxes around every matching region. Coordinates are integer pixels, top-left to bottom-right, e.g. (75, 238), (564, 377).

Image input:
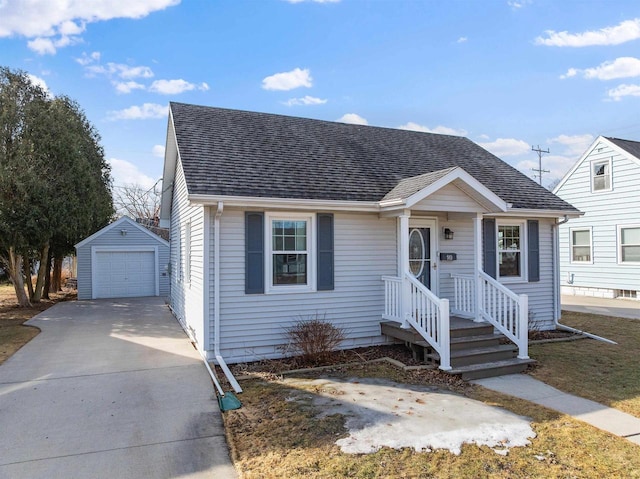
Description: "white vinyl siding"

(169, 156), (206, 351)
(556, 138), (640, 294)
(214, 208), (397, 364)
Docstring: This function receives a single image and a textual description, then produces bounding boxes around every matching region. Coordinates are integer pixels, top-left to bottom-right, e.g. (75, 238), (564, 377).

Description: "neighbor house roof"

(169, 102), (578, 212)
(606, 137), (640, 162)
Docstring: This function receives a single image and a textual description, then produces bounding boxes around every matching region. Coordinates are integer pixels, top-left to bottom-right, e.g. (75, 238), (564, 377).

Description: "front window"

(571, 228), (592, 263)
(266, 213), (315, 292)
(620, 226), (640, 263)
(591, 159), (611, 192)
(497, 223), (524, 280)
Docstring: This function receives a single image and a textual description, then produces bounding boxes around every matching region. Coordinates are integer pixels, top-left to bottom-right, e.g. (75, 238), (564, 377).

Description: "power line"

(531, 145), (550, 186)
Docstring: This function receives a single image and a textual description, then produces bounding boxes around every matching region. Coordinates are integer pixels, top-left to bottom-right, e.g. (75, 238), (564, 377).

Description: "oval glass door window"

(409, 229), (425, 276)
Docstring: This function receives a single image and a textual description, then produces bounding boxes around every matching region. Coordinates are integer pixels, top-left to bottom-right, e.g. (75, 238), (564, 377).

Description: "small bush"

(284, 315), (346, 366)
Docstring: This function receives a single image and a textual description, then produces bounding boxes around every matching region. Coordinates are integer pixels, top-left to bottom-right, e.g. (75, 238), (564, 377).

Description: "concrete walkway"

(473, 374), (640, 446)
(562, 294), (640, 320)
(0, 297), (237, 479)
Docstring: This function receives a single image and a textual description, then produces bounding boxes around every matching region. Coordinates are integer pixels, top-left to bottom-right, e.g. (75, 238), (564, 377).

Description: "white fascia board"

(553, 136), (604, 194)
(187, 194), (380, 212)
(75, 216), (169, 249)
(400, 167), (508, 212)
(488, 209), (584, 219)
(159, 108), (178, 223)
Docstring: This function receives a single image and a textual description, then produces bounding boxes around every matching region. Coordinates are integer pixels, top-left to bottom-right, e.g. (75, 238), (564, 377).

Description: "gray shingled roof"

(170, 102), (578, 211)
(381, 167), (458, 202)
(606, 137), (640, 161)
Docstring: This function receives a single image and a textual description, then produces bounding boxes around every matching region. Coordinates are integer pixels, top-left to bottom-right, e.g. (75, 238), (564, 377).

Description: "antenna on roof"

(531, 145), (550, 186)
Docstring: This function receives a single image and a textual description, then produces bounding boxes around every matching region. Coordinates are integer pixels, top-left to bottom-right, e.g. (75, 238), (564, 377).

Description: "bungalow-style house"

(159, 102), (580, 385)
(554, 136), (640, 299)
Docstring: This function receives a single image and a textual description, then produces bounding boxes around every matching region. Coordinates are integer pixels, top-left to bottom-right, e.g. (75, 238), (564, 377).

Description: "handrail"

(451, 274), (475, 317)
(404, 272), (451, 370)
(477, 270), (529, 359)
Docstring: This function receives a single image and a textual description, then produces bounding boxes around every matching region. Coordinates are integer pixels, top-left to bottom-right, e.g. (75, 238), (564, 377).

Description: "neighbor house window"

(570, 228), (592, 263)
(591, 159), (611, 192)
(619, 225), (640, 264)
(266, 213), (315, 292)
(497, 222), (525, 281)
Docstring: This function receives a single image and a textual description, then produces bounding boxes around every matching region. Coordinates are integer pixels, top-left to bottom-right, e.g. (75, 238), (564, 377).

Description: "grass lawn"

(225, 362), (640, 478)
(529, 310), (640, 418)
(0, 283), (75, 365)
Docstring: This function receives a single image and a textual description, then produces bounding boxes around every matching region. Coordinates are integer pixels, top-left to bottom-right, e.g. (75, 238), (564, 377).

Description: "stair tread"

(447, 358), (536, 374)
(426, 344), (517, 359)
(450, 333), (504, 344)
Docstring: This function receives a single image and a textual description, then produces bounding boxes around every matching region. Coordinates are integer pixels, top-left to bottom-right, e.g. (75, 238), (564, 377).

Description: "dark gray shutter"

(527, 220), (540, 282)
(245, 212), (264, 294)
(483, 218), (497, 279)
(317, 213), (334, 291)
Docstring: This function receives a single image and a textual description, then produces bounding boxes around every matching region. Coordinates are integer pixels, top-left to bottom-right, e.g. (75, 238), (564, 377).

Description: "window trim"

(590, 158), (612, 193)
(496, 220), (527, 283)
(569, 227), (593, 264)
(264, 212), (316, 294)
(617, 224), (640, 265)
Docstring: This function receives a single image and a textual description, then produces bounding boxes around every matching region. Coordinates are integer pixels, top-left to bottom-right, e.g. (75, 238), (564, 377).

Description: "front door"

(408, 221), (436, 291)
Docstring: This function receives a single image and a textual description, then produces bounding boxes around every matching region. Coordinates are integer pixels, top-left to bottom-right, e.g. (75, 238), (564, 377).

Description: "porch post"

(473, 213), (483, 322)
(399, 212), (411, 328)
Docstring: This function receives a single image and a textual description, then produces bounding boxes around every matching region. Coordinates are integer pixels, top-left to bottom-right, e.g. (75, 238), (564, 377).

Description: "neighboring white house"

(75, 216), (170, 300)
(159, 102), (580, 383)
(554, 136), (640, 299)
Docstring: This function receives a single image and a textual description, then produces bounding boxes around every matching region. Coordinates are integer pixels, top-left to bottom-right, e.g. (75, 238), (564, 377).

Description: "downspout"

(213, 202), (243, 392)
(552, 216), (616, 344)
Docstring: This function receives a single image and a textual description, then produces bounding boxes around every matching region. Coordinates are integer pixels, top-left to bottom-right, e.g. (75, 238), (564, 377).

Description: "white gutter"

(189, 194), (379, 212)
(552, 216), (617, 345)
(213, 201), (243, 393)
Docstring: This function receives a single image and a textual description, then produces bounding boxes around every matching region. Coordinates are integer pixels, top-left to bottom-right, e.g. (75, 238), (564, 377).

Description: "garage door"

(94, 251), (156, 299)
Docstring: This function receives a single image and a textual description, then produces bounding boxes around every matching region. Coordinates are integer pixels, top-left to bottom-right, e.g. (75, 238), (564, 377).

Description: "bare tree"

(113, 182), (161, 225)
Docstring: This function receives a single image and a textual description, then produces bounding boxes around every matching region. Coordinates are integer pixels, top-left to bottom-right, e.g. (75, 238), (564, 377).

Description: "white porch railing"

(452, 271), (529, 360)
(382, 273), (451, 370)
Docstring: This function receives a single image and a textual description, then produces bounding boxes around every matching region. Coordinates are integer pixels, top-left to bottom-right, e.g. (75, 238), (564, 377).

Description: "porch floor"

(380, 318), (536, 380)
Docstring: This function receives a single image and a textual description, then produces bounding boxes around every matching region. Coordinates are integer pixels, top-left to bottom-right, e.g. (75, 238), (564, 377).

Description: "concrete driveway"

(0, 297), (237, 479)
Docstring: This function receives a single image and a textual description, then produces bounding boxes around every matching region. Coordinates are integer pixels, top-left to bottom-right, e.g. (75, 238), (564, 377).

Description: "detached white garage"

(75, 216), (170, 300)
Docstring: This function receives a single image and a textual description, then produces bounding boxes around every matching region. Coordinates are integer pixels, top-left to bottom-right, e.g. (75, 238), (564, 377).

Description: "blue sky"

(1, 0), (640, 191)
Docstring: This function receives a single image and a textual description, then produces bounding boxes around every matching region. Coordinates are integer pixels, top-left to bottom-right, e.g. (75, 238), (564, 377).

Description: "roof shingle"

(170, 102), (578, 212)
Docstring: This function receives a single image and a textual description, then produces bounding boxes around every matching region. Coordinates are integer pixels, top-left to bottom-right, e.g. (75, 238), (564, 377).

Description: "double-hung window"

(570, 228), (592, 263)
(591, 159), (612, 192)
(497, 222), (526, 281)
(619, 225), (640, 264)
(266, 213), (315, 292)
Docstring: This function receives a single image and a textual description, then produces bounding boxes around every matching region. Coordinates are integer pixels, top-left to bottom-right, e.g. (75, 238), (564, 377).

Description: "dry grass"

(224, 362), (640, 478)
(0, 283), (76, 365)
(529, 310), (640, 418)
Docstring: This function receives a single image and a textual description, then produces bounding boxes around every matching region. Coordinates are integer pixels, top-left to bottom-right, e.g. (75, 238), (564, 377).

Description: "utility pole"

(531, 145), (550, 186)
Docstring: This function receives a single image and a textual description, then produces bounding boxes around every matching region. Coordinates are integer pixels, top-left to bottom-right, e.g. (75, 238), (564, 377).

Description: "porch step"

(450, 333), (503, 350)
(447, 358), (537, 380)
(425, 344), (517, 368)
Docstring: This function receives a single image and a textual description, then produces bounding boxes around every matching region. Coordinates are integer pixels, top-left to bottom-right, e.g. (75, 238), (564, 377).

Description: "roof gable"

(75, 216), (170, 249)
(168, 102), (577, 212)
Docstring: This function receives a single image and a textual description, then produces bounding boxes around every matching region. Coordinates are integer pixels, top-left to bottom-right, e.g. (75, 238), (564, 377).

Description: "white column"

(399, 212), (411, 328)
(473, 213), (483, 322)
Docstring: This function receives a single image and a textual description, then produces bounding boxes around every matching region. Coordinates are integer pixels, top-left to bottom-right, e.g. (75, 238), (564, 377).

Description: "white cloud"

(477, 138), (530, 157)
(108, 158), (157, 189)
(27, 73), (50, 94)
(508, 0), (531, 8)
(457, 37), (467, 44)
(107, 103), (167, 120)
(114, 81), (146, 94)
(75, 51), (101, 65)
(516, 154), (577, 187)
(398, 122), (467, 136)
(562, 57), (640, 81)
(559, 68), (578, 79)
(283, 95), (327, 106)
(262, 67), (312, 91)
(337, 113), (368, 125)
(85, 62), (154, 79)
(0, 0), (180, 54)
(149, 79), (209, 94)
(607, 83), (640, 101)
(152, 145), (165, 158)
(535, 18), (640, 47)
(548, 134), (594, 156)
